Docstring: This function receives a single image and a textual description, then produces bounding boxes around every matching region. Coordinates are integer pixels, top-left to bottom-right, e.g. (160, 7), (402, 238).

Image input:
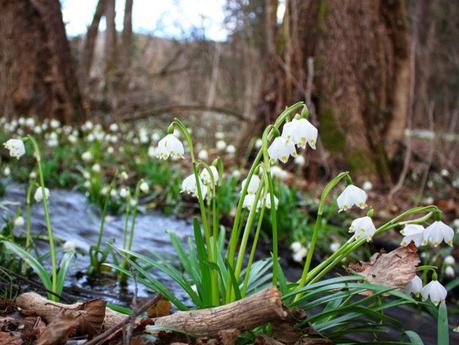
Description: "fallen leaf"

(36, 310), (79, 345)
(347, 246), (420, 289)
(0, 331), (23, 345)
(147, 298), (172, 318)
(77, 299), (106, 336)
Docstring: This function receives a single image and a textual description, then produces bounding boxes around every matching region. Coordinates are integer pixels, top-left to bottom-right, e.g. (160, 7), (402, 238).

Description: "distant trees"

(0, 0), (85, 123)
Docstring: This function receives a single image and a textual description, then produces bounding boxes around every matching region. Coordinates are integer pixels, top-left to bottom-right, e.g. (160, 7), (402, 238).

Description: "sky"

(61, 0), (228, 41)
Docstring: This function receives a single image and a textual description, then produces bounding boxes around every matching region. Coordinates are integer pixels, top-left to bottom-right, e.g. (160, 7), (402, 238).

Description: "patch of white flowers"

(3, 139), (26, 159)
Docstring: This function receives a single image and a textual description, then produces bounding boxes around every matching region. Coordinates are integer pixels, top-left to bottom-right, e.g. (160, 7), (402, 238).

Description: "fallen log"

(16, 288), (288, 340)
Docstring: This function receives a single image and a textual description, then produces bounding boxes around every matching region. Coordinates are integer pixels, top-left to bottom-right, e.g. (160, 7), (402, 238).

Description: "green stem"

(27, 136), (57, 300)
(25, 182), (34, 251)
(128, 181), (142, 252)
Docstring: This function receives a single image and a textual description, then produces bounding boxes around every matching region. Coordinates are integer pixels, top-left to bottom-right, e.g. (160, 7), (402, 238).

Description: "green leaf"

(437, 301), (449, 345)
(193, 218), (212, 306)
(56, 251), (74, 296)
(404, 330), (424, 345)
(2, 241), (52, 292)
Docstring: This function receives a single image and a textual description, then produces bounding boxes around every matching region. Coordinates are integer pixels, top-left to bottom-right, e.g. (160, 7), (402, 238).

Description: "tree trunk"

(121, 0), (133, 70)
(251, 0), (411, 184)
(105, 0), (117, 74)
(81, 0), (107, 92)
(0, 0), (85, 123)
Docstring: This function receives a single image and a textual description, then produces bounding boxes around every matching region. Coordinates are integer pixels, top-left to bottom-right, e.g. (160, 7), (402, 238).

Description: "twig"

(84, 294), (162, 345)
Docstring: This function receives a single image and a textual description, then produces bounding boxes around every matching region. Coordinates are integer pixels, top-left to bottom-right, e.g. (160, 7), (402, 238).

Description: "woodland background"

(1, 0), (458, 187)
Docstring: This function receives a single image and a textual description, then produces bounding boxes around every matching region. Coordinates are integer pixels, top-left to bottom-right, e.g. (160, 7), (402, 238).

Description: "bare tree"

(0, 0), (85, 123)
(121, 0), (134, 70)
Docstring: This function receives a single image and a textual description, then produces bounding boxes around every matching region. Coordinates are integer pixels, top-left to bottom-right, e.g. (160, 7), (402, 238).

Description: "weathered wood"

(16, 288), (288, 339)
(153, 288), (287, 337)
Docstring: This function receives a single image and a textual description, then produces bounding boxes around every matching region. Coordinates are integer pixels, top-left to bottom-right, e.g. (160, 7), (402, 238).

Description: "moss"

(319, 106), (346, 153)
(346, 150), (376, 175)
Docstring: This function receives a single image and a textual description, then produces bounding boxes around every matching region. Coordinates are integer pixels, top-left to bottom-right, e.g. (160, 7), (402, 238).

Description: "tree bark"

(105, 0), (117, 74)
(0, 0), (85, 123)
(250, 0), (411, 183)
(121, 0), (133, 70)
(81, 0), (107, 92)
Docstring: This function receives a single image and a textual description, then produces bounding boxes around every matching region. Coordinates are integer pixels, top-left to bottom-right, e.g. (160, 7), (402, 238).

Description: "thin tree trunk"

(105, 0), (117, 74)
(81, 0), (107, 92)
(121, 0), (133, 70)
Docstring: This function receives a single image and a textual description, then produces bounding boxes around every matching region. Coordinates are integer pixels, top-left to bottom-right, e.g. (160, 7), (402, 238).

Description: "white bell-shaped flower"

(349, 216), (376, 241)
(400, 224), (425, 247)
(337, 185), (367, 212)
(198, 149), (208, 160)
(420, 280), (447, 305)
(265, 193), (279, 210)
(34, 187), (50, 202)
(282, 118), (318, 149)
(292, 246), (307, 263)
(181, 174), (206, 199)
(404, 275), (423, 296)
(445, 255), (455, 266)
(3, 139), (26, 159)
(241, 175), (261, 194)
(268, 136), (296, 164)
(290, 241), (302, 252)
(423, 221), (454, 247)
(200, 166), (219, 186)
(157, 134), (185, 160)
(140, 182), (149, 193)
(242, 194), (261, 211)
(445, 266), (455, 278)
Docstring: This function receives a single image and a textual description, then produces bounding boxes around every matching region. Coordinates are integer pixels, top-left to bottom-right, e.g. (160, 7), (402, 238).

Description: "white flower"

(270, 166), (288, 180)
(83, 180), (91, 188)
(157, 134), (185, 160)
(68, 134), (78, 144)
(109, 123), (119, 132)
(349, 216), (376, 241)
(140, 181), (149, 193)
(34, 187), (50, 202)
(243, 194), (261, 211)
(3, 166), (11, 176)
(100, 186), (109, 195)
(330, 242), (340, 252)
(226, 144), (236, 155)
(404, 275), (423, 296)
(232, 170), (241, 179)
(423, 221), (455, 247)
(148, 146), (157, 158)
(3, 139), (26, 159)
(255, 138), (263, 149)
(265, 193), (278, 210)
(92, 164), (101, 173)
(294, 155), (305, 166)
(400, 224), (425, 247)
(420, 280), (447, 305)
(14, 216), (25, 227)
(362, 181), (373, 191)
(337, 185), (368, 212)
(215, 131), (224, 139)
(107, 146), (114, 154)
(198, 149), (208, 160)
(241, 175), (261, 194)
(81, 151), (93, 162)
(110, 189), (118, 198)
(29, 171), (37, 179)
(63, 241), (77, 252)
(216, 140), (227, 150)
(119, 188), (129, 199)
(290, 241), (302, 252)
(282, 118), (318, 149)
(200, 166), (219, 186)
(445, 266), (455, 278)
(445, 255), (455, 266)
(292, 246), (307, 263)
(268, 136), (296, 164)
(120, 171), (129, 181)
(181, 174), (206, 199)
(151, 132), (161, 142)
(50, 119), (60, 129)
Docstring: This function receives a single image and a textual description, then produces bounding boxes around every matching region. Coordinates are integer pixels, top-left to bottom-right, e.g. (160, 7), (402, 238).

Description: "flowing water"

(0, 183), (192, 304)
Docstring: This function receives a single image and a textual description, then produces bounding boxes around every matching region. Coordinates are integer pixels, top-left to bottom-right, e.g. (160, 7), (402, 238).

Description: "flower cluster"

(290, 241), (308, 263)
(400, 221), (454, 248)
(404, 275), (447, 305)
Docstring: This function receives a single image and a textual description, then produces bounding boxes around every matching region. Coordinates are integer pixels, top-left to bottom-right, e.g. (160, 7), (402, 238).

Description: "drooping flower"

(294, 155), (305, 166)
(349, 216), (376, 241)
(157, 134), (185, 160)
(198, 149), (208, 160)
(400, 224), (425, 247)
(423, 221), (455, 247)
(282, 117), (318, 149)
(181, 174), (206, 199)
(34, 187), (50, 202)
(420, 280), (447, 305)
(3, 139), (26, 159)
(444, 255), (455, 266)
(14, 216), (25, 227)
(362, 181), (373, 191)
(200, 166), (219, 186)
(337, 185), (367, 212)
(81, 151), (93, 162)
(292, 246), (307, 263)
(404, 275), (423, 296)
(140, 181), (149, 193)
(270, 166), (288, 180)
(290, 241), (302, 252)
(445, 266), (455, 278)
(330, 242), (341, 252)
(120, 171), (129, 181)
(241, 175), (261, 194)
(63, 241), (77, 252)
(216, 140), (227, 151)
(268, 136), (296, 164)
(226, 144), (236, 155)
(119, 187), (129, 199)
(265, 193), (279, 210)
(92, 164), (101, 173)
(242, 194), (261, 211)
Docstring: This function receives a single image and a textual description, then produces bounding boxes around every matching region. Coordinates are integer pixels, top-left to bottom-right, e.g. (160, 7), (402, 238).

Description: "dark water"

(1, 182), (192, 303)
(1, 183), (457, 344)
